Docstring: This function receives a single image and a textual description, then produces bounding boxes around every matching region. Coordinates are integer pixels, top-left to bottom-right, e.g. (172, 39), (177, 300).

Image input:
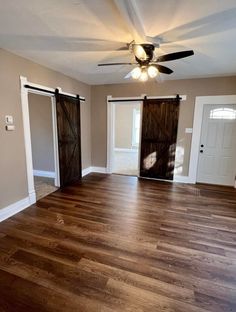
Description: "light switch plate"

(6, 125), (15, 131)
(5, 115), (13, 124)
(185, 128), (193, 134)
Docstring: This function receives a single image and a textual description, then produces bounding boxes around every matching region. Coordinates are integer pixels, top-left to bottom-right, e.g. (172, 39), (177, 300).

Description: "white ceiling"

(1, 0), (236, 85)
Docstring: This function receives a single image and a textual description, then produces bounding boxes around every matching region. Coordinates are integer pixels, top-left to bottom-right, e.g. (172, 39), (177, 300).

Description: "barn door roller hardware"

(24, 84), (85, 102)
(108, 94), (182, 103)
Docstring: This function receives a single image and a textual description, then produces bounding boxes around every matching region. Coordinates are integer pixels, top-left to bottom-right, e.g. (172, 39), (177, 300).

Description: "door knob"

(200, 144), (204, 147)
(200, 150), (203, 153)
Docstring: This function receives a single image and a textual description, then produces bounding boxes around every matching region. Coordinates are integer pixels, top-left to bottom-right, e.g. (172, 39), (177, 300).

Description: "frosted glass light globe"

(139, 70), (148, 82)
(131, 67), (142, 79)
(133, 45), (147, 61)
(148, 65), (158, 78)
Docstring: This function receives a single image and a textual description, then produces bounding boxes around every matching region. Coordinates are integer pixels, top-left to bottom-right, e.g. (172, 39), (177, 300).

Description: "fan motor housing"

(135, 43), (155, 65)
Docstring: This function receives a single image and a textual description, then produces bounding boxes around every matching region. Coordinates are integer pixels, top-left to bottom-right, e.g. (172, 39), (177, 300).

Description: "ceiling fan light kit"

(131, 65), (158, 81)
(98, 42), (194, 82)
(131, 66), (142, 79)
(139, 69), (149, 82)
(133, 44), (147, 61)
(147, 65), (159, 78)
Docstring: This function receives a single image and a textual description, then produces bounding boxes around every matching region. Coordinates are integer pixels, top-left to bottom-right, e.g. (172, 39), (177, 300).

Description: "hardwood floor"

(0, 173), (236, 311)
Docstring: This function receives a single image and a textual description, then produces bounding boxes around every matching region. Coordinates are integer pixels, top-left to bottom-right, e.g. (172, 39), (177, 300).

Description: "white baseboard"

(114, 148), (138, 153)
(82, 167), (92, 177)
(174, 175), (195, 184)
(33, 170), (55, 178)
(83, 167), (193, 183)
(28, 190), (37, 203)
(0, 193), (36, 222)
(91, 166), (108, 174)
(82, 166), (108, 177)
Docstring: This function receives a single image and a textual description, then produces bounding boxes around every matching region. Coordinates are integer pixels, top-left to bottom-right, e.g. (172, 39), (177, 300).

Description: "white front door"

(197, 104), (236, 186)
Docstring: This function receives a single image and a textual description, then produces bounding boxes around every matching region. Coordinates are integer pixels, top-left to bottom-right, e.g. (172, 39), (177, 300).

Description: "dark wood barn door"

(140, 97), (180, 180)
(56, 92), (81, 187)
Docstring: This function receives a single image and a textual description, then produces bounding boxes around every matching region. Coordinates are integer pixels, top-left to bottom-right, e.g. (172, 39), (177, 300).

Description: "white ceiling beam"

(113, 0), (147, 43)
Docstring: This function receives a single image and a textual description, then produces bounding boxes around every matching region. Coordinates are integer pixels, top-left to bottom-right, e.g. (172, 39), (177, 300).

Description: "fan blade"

(155, 72), (164, 83)
(154, 64), (173, 75)
(157, 50), (194, 62)
(133, 44), (147, 61)
(98, 62), (135, 66)
(124, 70), (133, 79)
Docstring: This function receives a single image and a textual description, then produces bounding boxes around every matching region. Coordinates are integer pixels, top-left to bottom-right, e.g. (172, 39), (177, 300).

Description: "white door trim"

(20, 76), (62, 204)
(51, 96), (60, 186)
(107, 95), (114, 174)
(189, 95), (236, 184)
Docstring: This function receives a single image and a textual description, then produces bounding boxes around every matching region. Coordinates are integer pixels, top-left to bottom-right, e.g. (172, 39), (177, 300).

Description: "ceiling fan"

(98, 42), (194, 82)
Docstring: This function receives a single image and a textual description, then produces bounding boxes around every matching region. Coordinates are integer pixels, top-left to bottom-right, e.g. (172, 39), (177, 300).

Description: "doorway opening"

(107, 95), (187, 181)
(111, 101), (141, 176)
(21, 76), (84, 204)
(28, 93), (59, 200)
(20, 76), (60, 204)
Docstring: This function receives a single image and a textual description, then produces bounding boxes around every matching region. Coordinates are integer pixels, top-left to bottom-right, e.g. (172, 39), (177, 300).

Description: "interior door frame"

(107, 94), (187, 178)
(189, 95), (236, 185)
(20, 76), (78, 204)
(106, 95), (143, 175)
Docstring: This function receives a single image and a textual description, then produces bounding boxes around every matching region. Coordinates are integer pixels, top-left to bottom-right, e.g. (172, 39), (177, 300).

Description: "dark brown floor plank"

(0, 173), (236, 311)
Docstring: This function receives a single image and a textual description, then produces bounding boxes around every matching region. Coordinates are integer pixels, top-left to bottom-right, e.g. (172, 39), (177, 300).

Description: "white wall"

(115, 103), (140, 149)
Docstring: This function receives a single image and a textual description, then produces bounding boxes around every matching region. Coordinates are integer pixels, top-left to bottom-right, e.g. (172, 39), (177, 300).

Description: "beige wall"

(28, 93), (54, 172)
(1, 46), (236, 210)
(91, 76), (236, 175)
(115, 103), (140, 149)
(0, 48), (91, 209)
